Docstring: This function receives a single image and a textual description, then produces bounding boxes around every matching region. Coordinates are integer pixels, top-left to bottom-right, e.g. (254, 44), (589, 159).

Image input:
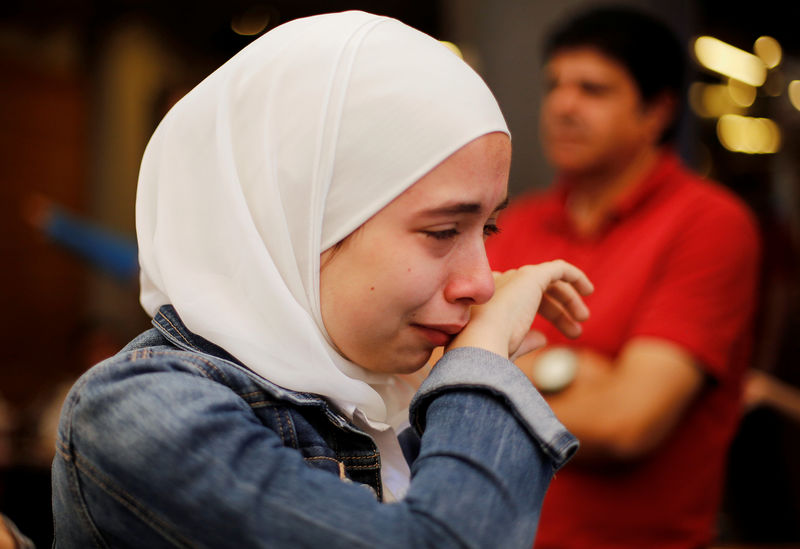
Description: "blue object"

(45, 208), (138, 281)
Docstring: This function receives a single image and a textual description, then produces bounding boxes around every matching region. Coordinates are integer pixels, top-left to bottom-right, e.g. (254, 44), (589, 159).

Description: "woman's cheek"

(406, 264), (448, 307)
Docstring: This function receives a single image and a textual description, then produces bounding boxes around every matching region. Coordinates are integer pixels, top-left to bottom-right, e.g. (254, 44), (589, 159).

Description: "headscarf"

(136, 10), (508, 499)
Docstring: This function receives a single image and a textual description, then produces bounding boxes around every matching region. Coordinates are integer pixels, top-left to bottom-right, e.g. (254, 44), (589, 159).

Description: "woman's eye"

(484, 223), (500, 238)
(424, 228), (459, 240)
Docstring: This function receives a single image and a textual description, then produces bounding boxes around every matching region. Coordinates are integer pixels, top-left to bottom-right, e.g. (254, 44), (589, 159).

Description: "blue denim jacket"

(52, 305), (577, 548)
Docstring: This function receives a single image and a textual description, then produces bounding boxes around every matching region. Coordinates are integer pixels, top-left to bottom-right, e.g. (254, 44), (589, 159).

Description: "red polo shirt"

(487, 152), (761, 549)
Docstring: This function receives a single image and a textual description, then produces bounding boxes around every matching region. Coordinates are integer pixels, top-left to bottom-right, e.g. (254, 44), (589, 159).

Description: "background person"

(486, 6), (761, 549)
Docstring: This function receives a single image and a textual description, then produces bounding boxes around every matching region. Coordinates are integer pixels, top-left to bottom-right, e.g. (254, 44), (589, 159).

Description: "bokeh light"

(754, 35), (782, 69)
(716, 114), (780, 154)
(694, 36), (767, 87)
(439, 40), (464, 59)
(788, 80), (800, 111)
(689, 82), (745, 118)
(231, 5), (272, 36)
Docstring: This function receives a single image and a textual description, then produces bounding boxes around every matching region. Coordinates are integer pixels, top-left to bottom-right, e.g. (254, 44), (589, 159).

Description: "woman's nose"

(443, 244), (495, 305)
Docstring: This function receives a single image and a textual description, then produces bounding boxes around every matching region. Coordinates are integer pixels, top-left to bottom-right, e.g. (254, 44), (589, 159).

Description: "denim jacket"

(52, 305), (577, 548)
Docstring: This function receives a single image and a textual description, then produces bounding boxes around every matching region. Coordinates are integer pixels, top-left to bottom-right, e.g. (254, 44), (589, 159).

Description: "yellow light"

(689, 82), (745, 118)
(694, 36), (767, 87)
(727, 78), (756, 107)
(231, 6), (272, 36)
(754, 36), (782, 69)
(788, 80), (800, 110)
(716, 114), (780, 154)
(439, 41), (463, 59)
(717, 115), (743, 152)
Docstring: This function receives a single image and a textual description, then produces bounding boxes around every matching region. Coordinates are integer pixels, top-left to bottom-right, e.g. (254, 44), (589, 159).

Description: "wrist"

(530, 346), (578, 393)
(448, 330), (509, 359)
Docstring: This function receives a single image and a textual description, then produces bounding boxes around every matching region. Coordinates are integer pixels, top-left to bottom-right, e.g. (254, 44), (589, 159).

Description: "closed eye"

(424, 228), (459, 240)
(484, 223), (500, 238)
(581, 81), (610, 96)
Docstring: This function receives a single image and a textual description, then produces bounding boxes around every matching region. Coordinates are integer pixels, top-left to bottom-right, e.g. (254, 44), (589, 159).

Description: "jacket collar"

(150, 304), (356, 425)
(152, 304), (243, 365)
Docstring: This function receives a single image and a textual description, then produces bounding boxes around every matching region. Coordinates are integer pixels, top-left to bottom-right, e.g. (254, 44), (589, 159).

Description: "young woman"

(51, 11), (592, 548)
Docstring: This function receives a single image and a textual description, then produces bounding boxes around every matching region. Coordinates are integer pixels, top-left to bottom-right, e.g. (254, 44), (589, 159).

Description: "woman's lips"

(412, 323), (464, 347)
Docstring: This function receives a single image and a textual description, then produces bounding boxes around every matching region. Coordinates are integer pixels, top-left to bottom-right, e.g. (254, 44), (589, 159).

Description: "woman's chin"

(384, 348), (435, 375)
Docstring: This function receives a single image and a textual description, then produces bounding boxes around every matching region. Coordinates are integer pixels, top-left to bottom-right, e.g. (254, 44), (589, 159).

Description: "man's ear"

(643, 91), (678, 144)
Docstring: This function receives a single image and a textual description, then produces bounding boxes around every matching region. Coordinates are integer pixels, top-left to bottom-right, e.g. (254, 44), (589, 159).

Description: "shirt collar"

(548, 149), (681, 235)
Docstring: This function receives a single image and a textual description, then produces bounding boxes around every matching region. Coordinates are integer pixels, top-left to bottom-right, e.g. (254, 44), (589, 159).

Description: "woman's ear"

(320, 225), (363, 271)
(320, 244), (341, 272)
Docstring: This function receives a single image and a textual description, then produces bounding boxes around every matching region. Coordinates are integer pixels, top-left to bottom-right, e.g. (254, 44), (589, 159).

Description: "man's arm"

(518, 336), (704, 464)
(0, 514), (35, 549)
(744, 369), (800, 424)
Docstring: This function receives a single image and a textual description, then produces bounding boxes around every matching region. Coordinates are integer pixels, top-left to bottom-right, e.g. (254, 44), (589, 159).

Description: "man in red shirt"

(486, 7), (761, 549)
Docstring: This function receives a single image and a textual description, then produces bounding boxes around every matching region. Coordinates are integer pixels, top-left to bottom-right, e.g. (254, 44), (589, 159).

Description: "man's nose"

(546, 84), (581, 115)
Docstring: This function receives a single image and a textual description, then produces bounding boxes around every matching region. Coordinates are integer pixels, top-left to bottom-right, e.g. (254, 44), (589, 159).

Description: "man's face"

(540, 47), (659, 178)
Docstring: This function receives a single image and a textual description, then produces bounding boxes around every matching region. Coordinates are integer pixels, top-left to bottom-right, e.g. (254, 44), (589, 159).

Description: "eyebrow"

(421, 197), (509, 217)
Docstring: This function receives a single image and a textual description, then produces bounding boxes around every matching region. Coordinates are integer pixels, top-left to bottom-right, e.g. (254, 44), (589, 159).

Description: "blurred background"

(1, 0), (799, 546)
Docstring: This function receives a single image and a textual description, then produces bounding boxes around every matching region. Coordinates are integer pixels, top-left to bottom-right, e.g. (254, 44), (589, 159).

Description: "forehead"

(355, 135), (509, 232)
(398, 134), (509, 208)
(546, 47), (635, 86)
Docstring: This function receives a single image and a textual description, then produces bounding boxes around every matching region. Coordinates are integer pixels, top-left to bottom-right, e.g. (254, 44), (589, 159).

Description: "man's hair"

(543, 5), (686, 144)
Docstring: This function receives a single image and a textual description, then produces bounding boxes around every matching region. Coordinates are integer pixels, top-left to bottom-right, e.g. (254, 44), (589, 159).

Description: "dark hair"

(543, 5), (686, 144)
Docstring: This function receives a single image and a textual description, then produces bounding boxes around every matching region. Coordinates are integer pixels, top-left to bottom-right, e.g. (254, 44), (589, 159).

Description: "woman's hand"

(448, 260), (593, 361)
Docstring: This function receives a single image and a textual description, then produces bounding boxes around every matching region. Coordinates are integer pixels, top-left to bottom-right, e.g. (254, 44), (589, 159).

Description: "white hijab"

(136, 10), (508, 499)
